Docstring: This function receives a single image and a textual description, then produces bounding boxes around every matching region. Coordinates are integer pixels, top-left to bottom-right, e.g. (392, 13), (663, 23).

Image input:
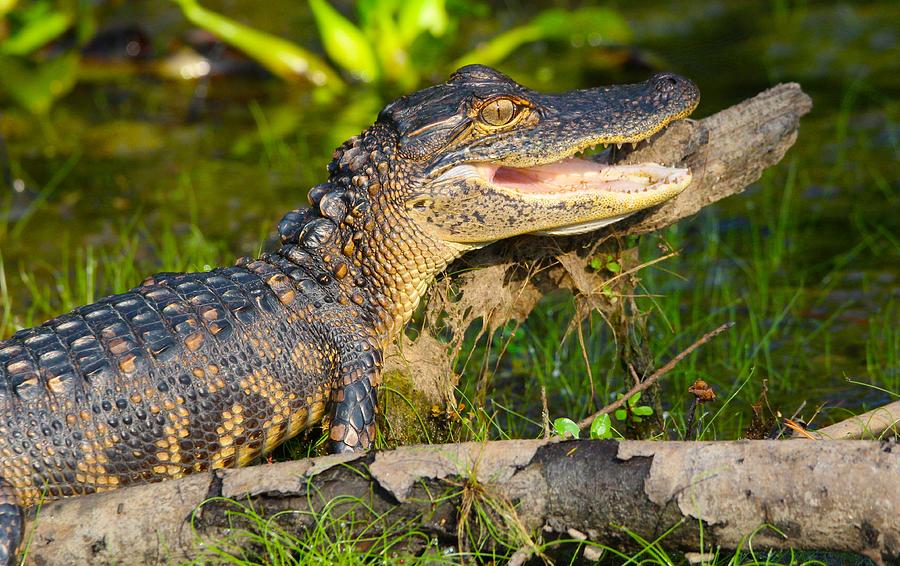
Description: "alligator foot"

(0, 480), (23, 566)
(329, 372), (378, 453)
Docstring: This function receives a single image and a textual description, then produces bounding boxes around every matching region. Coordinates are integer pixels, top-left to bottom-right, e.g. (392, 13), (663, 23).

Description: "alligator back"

(0, 264), (340, 506)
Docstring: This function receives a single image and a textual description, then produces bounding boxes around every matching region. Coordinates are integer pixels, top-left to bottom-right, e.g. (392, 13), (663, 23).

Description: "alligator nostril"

(655, 74), (679, 93)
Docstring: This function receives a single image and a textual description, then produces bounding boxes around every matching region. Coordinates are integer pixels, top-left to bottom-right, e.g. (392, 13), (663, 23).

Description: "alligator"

(0, 64), (698, 563)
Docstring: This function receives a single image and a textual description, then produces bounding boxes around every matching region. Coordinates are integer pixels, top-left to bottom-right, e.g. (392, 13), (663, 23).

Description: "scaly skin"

(0, 65), (699, 563)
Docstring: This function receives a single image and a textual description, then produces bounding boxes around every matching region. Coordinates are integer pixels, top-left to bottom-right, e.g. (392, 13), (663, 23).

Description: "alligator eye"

(480, 98), (518, 126)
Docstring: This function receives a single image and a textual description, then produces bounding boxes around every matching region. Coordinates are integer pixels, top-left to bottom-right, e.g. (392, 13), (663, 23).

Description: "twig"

(578, 322), (735, 429)
(774, 400), (807, 439)
(783, 418), (817, 440)
(597, 250), (679, 292)
(684, 397), (699, 439)
(627, 363), (641, 387)
(576, 321), (598, 410)
(541, 386), (550, 440)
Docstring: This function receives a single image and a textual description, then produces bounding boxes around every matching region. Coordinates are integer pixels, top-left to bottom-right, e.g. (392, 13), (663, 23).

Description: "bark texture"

(24, 439), (899, 565)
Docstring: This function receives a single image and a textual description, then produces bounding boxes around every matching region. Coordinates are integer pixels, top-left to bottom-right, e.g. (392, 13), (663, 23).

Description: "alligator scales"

(0, 65), (699, 563)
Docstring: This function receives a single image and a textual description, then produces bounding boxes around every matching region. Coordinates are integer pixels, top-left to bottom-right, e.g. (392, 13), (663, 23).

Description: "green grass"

(185, 495), (453, 565)
(181, 491), (867, 566)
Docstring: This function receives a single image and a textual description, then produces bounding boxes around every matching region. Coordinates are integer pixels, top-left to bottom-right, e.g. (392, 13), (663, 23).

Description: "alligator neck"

(276, 124), (463, 344)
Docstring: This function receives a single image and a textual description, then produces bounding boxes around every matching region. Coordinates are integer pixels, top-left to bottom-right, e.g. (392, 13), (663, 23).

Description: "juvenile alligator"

(0, 65), (698, 563)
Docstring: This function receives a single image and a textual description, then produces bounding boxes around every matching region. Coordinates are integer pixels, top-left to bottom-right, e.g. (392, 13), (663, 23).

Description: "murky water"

(1, 0), (897, 430)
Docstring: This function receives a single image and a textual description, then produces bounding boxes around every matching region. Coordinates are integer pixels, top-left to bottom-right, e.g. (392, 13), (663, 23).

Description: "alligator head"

(279, 65), (699, 337)
(384, 65), (699, 243)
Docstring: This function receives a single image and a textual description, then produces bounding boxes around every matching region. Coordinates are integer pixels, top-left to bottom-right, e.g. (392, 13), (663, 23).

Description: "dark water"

(1, 1), (898, 429)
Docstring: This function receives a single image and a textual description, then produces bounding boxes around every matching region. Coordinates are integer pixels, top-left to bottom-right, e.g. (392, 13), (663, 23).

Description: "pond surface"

(1, 0), (897, 436)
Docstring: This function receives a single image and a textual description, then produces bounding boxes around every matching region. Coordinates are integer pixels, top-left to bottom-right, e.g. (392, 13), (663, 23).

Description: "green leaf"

(553, 417), (580, 439)
(354, 0), (385, 28)
(633, 405), (654, 417)
(589, 414), (612, 439)
(309, 0), (379, 82)
(614, 409), (627, 421)
(0, 52), (78, 114)
(0, 9), (70, 56)
(453, 7), (631, 69)
(628, 392), (642, 406)
(398, 0), (447, 43)
(0, 0), (18, 18)
(529, 7), (631, 43)
(452, 24), (539, 69)
(364, 3), (415, 87)
(170, 0), (344, 90)
(606, 261), (621, 273)
(589, 257), (603, 271)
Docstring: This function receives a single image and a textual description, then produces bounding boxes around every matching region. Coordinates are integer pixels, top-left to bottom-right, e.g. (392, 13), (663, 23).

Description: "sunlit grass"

(181, 489), (869, 565)
(184, 493), (453, 565)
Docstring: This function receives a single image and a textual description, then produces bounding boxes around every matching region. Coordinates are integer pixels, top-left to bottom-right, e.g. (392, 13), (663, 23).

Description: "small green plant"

(552, 413), (615, 439)
(552, 417), (580, 439)
(614, 392), (654, 423)
(0, 0), (88, 114)
(589, 413), (613, 439)
(590, 253), (621, 274)
(1, 1), (633, 113)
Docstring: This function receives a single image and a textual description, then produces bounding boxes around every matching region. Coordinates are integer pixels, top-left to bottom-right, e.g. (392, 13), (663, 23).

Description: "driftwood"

(384, 83), (814, 404)
(811, 400), (900, 440)
(25, 439), (900, 564)
(24, 86), (823, 563)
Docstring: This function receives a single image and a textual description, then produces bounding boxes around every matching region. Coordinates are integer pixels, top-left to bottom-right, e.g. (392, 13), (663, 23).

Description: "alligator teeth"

(602, 143), (609, 149)
(616, 143), (623, 150)
(630, 142), (638, 150)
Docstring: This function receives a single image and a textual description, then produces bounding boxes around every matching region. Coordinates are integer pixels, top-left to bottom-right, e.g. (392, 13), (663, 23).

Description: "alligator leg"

(329, 356), (380, 453)
(0, 479), (23, 566)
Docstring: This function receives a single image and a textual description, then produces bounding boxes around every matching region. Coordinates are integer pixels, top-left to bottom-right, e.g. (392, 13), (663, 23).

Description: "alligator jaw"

(472, 156), (691, 235)
(431, 136), (692, 240)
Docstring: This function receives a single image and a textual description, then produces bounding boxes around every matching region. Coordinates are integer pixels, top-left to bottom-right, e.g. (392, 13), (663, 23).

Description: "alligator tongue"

(491, 158), (688, 194)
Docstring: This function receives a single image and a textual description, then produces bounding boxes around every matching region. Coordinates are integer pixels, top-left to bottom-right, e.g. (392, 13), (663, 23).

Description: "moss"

(377, 369), (456, 448)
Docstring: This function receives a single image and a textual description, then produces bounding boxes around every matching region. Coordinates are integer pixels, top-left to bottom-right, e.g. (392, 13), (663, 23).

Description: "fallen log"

(25, 439), (899, 564)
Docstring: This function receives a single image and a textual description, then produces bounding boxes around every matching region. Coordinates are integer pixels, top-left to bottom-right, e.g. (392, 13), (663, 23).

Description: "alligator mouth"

(484, 157), (689, 196)
(426, 118), (694, 241)
(462, 132), (691, 235)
